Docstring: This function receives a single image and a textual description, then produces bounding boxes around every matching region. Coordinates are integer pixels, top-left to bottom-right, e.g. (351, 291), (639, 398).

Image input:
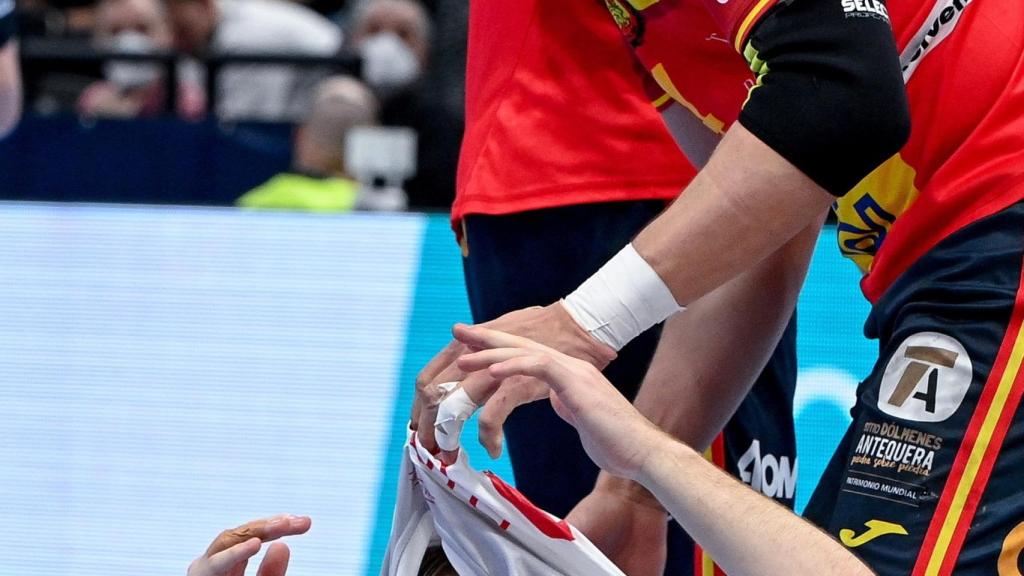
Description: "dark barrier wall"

(0, 115), (293, 205)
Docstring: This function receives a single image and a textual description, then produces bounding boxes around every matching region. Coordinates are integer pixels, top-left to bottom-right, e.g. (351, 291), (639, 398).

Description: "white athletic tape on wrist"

(434, 384), (479, 452)
(562, 244), (683, 351)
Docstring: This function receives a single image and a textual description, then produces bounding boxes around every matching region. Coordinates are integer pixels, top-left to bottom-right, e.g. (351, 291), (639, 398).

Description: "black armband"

(737, 0), (911, 197)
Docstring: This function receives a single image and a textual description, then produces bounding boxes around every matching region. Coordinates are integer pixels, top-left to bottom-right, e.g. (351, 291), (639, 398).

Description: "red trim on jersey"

(485, 471), (575, 541)
(711, 434), (726, 468)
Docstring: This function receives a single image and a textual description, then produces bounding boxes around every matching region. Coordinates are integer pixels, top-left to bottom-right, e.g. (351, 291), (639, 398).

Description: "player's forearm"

(632, 124), (833, 307)
(636, 436), (874, 576)
(634, 217), (821, 452)
(560, 125), (831, 353)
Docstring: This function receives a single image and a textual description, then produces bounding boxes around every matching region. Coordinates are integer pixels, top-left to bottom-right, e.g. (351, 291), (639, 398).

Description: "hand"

(412, 304), (616, 457)
(454, 325), (663, 480)
(567, 474), (668, 576)
(187, 515), (312, 576)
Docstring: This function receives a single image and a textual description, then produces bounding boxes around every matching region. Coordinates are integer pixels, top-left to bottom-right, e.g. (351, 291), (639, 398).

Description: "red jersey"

(605, 0), (1024, 302)
(451, 0), (695, 226)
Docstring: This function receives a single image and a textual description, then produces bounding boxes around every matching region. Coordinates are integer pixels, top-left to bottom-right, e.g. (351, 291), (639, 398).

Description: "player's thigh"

(721, 317), (799, 508)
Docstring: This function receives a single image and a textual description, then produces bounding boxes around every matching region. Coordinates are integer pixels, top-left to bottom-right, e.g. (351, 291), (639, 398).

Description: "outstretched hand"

(452, 324), (664, 481)
(411, 304), (616, 458)
(187, 515), (312, 576)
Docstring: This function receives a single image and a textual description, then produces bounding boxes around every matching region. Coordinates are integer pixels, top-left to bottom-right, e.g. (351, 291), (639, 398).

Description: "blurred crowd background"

(3, 0), (468, 210)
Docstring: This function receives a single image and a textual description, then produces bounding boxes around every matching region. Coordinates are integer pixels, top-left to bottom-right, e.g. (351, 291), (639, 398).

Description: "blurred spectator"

(349, 0), (427, 100)
(349, 0), (458, 208)
(0, 0), (20, 136)
(77, 0), (204, 118)
(17, 0), (97, 39)
(17, 0), (102, 113)
(237, 75), (380, 212)
(166, 0), (342, 120)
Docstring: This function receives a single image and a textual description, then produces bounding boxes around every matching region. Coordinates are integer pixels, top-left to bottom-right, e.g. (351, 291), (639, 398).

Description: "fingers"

(416, 390), (441, 452)
(453, 324), (553, 354)
(205, 537), (261, 576)
(412, 340), (464, 429)
(434, 385), (478, 455)
(415, 340), (473, 449)
(487, 354), (564, 384)
(433, 369), (501, 463)
(256, 542), (291, 576)
(457, 367), (500, 405)
(462, 345), (577, 429)
(205, 515), (311, 557)
(456, 347), (535, 374)
(477, 379), (530, 459)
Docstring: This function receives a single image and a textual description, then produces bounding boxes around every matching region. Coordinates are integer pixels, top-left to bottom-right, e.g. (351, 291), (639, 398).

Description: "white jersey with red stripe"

(381, 430), (625, 575)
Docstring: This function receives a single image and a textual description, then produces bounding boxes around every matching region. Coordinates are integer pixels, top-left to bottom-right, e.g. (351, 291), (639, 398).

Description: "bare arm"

(0, 40), (21, 138)
(638, 435), (873, 576)
(634, 214), (822, 453)
(569, 215), (822, 574)
(633, 124), (833, 306)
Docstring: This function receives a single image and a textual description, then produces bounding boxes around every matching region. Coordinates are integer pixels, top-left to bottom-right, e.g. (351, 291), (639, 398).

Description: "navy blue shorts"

(804, 201), (1024, 575)
(462, 200), (797, 575)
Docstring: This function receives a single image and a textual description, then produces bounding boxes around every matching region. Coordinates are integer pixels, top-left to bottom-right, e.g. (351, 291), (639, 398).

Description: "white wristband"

(561, 244), (683, 351)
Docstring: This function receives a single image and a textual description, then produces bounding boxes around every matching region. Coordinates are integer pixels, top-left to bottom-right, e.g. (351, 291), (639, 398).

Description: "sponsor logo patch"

(851, 420), (942, 479)
(844, 420), (942, 506)
(878, 332), (973, 423)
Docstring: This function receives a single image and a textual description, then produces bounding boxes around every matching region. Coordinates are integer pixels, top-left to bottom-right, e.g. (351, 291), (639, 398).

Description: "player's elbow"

(830, 74), (911, 192)
(736, 0), (911, 197)
(739, 73), (910, 198)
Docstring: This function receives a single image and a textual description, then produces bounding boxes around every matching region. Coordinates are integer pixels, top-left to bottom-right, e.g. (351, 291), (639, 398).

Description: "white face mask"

(103, 30), (163, 90)
(359, 32), (422, 98)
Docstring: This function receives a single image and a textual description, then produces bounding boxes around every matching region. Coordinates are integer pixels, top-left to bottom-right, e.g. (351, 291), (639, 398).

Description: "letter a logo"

(878, 332), (972, 423)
